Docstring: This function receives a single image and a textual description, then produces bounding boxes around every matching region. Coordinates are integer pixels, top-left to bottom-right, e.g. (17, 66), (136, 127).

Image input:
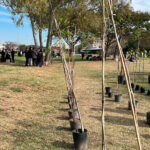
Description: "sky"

(0, 0), (150, 46)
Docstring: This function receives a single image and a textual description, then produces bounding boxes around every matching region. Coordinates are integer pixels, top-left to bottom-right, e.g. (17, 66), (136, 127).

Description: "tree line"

(1, 0), (150, 59)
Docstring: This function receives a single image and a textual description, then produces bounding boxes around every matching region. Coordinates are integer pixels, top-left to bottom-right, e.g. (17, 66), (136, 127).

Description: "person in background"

(28, 47), (33, 66)
(129, 55), (136, 62)
(11, 49), (15, 63)
(32, 48), (37, 66)
(81, 52), (85, 60)
(25, 48), (29, 66)
(37, 49), (43, 67)
(5, 51), (11, 62)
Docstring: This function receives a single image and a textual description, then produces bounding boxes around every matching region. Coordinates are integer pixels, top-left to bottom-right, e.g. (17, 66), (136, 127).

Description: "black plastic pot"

(128, 101), (138, 110)
(146, 112), (150, 125)
(135, 85), (140, 91)
(70, 119), (82, 131)
(68, 109), (73, 119)
(105, 87), (112, 94)
(115, 94), (122, 102)
(72, 129), (88, 150)
(148, 75), (150, 84)
(131, 83), (135, 89)
(68, 110), (79, 119)
(147, 89), (150, 96)
(108, 92), (113, 98)
(140, 87), (145, 93)
(118, 75), (125, 84)
(123, 80), (126, 85)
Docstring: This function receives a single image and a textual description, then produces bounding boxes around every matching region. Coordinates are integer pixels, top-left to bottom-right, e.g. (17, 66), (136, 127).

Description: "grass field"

(0, 56), (150, 150)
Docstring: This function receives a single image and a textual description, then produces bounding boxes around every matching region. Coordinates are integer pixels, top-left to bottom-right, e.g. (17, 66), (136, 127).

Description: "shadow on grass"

(56, 126), (71, 132)
(51, 141), (74, 149)
(90, 115), (148, 128)
(57, 116), (69, 121)
(90, 107), (146, 117)
(59, 101), (68, 104)
(142, 134), (150, 139)
(59, 108), (69, 112)
(0, 62), (25, 67)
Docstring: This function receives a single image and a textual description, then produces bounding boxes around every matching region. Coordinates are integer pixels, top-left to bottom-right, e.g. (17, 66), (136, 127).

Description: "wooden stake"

(52, 10), (85, 133)
(108, 1), (142, 150)
(102, 0), (106, 149)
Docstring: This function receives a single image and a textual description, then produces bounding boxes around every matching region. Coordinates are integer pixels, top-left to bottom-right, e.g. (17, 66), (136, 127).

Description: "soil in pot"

(72, 129), (88, 150)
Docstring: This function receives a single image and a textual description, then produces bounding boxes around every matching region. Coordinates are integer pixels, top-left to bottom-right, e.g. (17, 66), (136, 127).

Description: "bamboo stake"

(102, 0), (106, 149)
(117, 54), (120, 93)
(108, 1), (142, 150)
(52, 9), (85, 133)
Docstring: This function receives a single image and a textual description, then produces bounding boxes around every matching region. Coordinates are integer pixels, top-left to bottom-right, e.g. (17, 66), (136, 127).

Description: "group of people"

(0, 49), (15, 63)
(24, 47), (43, 67)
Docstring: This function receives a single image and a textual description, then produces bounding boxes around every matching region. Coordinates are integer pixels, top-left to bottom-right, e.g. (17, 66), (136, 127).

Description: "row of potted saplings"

(106, 75), (150, 125)
(67, 91), (88, 150)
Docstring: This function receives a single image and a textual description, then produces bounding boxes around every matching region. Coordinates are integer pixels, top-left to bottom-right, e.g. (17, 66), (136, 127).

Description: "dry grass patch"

(0, 59), (149, 149)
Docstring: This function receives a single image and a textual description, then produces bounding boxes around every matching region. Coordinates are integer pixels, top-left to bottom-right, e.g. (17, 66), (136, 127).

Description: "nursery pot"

(147, 89), (150, 96)
(108, 92), (113, 98)
(131, 83), (135, 89)
(115, 94), (122, 102)
(123, 80), (126, 85)
(140, 87), (145, 93)
(72, 129), (88, 150)
(135, 85), (140, 91)
(146, 112), (150, 125)
(128, 101), (138, 110)
(105, 87), (112, 94)
(68, 110), (79, 119)
(148, 75), (150, 84)
(70, 119), (82, 131)
(118, 75), (125, 84)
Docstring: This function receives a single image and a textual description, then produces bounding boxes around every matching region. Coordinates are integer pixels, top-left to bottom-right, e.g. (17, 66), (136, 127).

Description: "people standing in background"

(5, 51), (11, 62)
(28, 47), (33, 66)
(25, 48), (29, 66)
(11, 49), (15, 63)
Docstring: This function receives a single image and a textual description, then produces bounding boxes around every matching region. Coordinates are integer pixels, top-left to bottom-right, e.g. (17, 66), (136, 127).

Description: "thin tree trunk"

(46, 13), (54, 49)
(30, 16), (38, 48)
(45, 12), (54, 65)
(39, 29), (43, 48)
(102, 0), (106, 149)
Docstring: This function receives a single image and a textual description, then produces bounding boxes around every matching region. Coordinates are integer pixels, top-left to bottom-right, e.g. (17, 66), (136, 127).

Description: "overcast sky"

(0, 0), (150, 46)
